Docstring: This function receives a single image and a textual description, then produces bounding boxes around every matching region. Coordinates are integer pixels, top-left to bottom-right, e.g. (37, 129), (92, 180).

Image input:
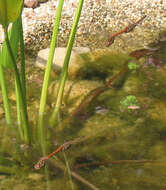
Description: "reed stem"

(0, 64), (11, 124)
(4, 26), (31, 144)
(50, 0), (84, 126)
(37, 0), (64, 146)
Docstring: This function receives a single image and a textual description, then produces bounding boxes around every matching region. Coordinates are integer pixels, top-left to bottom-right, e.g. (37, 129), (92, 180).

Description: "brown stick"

(71, 171), (100, 190)
(50, 157), (100, 190)
(74, 160), (165, 169)
(130, 48), (160, 60)
(67, 62), (129, 122)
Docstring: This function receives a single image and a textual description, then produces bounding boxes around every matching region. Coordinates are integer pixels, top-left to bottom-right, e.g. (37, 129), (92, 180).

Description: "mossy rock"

(80, 49), (137, 79)
(144, 68), (166, 99)
(48, 80), (102, 113)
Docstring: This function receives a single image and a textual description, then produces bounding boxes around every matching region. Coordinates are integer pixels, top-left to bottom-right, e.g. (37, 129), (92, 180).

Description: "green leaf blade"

(0, 18), (21, 68)
(0, 0), (23, 27)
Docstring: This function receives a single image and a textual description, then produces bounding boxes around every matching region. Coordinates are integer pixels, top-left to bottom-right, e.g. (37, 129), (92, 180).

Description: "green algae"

(80, 49), (137, 80)
(120, 95), (140, 110)
(48, 80), (102, 113)
(50, 47), (166, 189)
(1, 46), (166, 189)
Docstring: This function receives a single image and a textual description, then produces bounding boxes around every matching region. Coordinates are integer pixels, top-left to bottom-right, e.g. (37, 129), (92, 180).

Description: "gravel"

(0, 0), (166, 53)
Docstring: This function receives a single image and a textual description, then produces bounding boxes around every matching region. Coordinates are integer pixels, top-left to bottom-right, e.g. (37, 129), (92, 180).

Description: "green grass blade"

(19, 15), (26, 101)
(4, 27), (31, 144)
(49, 0), (84, 126)
(0, 0), (23, 27)
(0, 17), (20, 68)
(0, 16), (21, 127)
(15, 77), (24, 139)
(0, 64), (11, 124)
(37, 0), (64, 143)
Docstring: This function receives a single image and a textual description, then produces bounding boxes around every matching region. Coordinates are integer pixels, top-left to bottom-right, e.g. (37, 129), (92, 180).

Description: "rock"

(9, 92), (16, 101)
(24, 0), (38, 8)
(36, 47), (90, 79)
(48, 80), (102, 112)
(78, 49), (137, 79)
(28, 173), (44, 181)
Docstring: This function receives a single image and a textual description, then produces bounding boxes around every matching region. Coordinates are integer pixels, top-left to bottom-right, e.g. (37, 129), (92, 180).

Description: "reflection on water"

(0, 40), (166, 190)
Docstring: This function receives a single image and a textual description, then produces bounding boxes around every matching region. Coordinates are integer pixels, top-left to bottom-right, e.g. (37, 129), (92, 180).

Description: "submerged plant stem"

(37, 0), (64, 146)
(15, 77), (24, 139)
(0, 64), (11, 124)
(74, 160), (163, 169)
(4, 27), (31, 144)
(50, 0), (84, 126)
(63, 152), (75, 190)
(19, 16), (27, 100)
(51, 156), (100, 190)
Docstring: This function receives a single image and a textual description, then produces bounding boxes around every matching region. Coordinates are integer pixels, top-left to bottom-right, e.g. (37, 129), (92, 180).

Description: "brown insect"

(106, 15), (146, 47)
(34, 137), (83, 170)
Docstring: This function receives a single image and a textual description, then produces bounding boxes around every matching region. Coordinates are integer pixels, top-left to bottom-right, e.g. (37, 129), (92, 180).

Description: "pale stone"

(28, 173), (44, 180)
(24, 0), (38, 8)
(36, 47), (90, 79)
(48, 80), (102, 113)
(9, 92), (16, 101)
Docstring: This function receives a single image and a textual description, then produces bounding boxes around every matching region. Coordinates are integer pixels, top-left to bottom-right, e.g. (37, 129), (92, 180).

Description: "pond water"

(0, 39), (166, 189)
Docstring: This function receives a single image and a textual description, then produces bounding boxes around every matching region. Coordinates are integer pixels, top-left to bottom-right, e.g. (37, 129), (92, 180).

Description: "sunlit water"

(0, 38), (166, 190)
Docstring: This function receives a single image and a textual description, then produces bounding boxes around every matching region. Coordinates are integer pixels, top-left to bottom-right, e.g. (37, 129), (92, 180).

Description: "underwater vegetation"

(120, 95), (140, 112)
(0, 0), (166, 189)
(44, 40), (166, 189)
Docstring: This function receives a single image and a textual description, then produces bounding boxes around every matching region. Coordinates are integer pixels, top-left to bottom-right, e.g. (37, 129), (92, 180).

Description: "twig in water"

(50, 156), (100, 190)
(130, 48), (160, 60)
(74, 160), (165, 169)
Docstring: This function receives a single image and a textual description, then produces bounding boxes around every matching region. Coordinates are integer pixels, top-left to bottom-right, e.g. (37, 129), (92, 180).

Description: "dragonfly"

(34, 137), (83, 170)
(106, 15), (147, 47)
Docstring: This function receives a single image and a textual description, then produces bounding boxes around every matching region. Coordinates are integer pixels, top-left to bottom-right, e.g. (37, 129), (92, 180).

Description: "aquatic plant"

(0, 0), (84, 143)
(120, 95), (140, 112)
(0, 0), (23, 27)
(0, 1), (165, 189)
(0, 0), (84, 189)
(0, 0), (30, 143)
(128, 61), (137, 70)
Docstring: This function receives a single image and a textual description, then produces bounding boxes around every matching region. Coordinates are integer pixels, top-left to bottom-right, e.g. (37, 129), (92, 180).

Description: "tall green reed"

(50, 0), (84, 126)
(37, 0), (64, 148)
(0, 1), (84, 188)
(0, 0), (84, 145)
(0, 0), (31, 144)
